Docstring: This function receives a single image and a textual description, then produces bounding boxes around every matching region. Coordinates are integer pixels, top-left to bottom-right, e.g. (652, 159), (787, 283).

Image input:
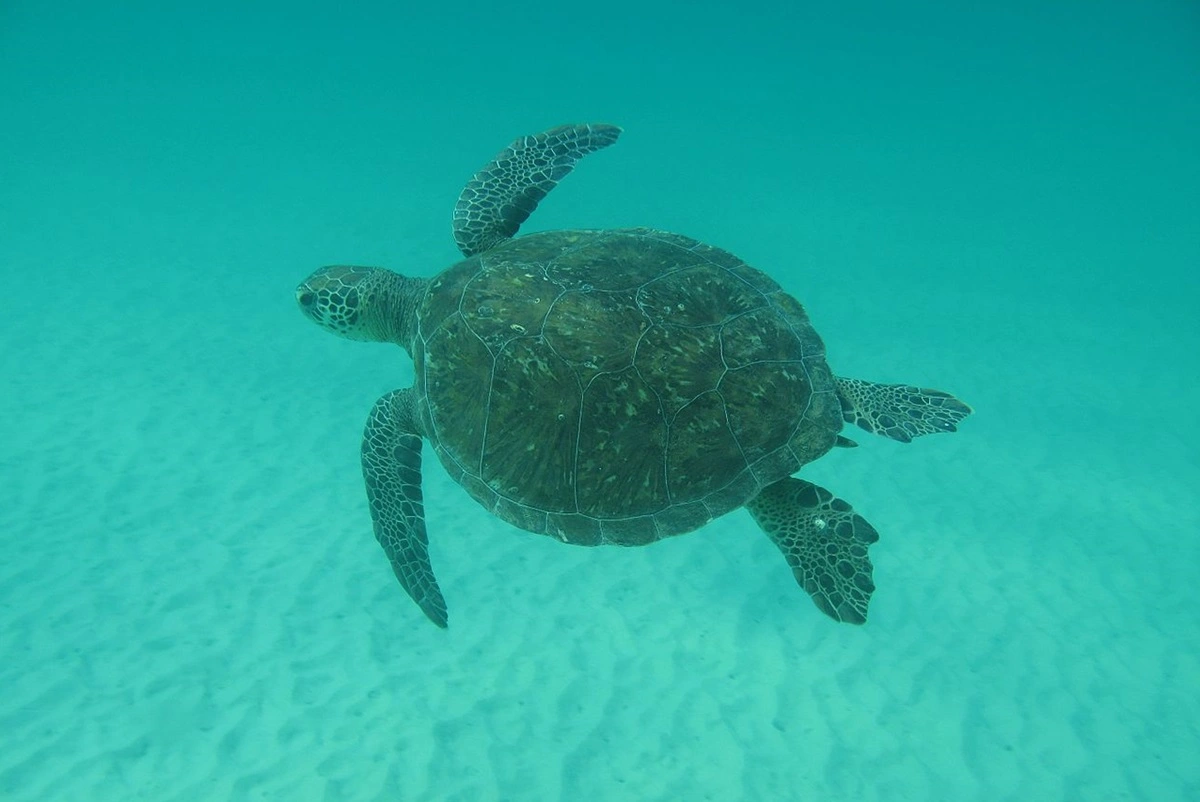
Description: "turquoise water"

(2, 2), (1197, 800)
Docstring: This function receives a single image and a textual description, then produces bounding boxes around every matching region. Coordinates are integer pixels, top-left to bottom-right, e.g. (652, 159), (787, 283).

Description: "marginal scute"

(547, 512), (602, 546)
(458, 471), (497, 510)
(766, 290), (812, 326)
(492, 498), (549, 536)
(599, 515), (659, 547)
(748, 447), (802, 487)
(729, 261), (784, 295)
(788, 360), (842, 464)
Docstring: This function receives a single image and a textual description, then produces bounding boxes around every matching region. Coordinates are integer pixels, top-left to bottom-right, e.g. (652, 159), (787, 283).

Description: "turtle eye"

(297, 291), (315, 308)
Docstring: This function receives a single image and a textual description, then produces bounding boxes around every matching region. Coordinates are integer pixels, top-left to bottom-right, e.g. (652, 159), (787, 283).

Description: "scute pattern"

(633, 324), (724, 416)
(460, 259), (559, 350)
(667, 390), (744, 501)
(414, 228), (839, 545)
(636, 264), (764, 326)
(576, 368), (667, 517)
(483, 338), (580, 512)
(421, 316), (492, 467)
(719, 361), (813, 463)
(543, 289), (644, 375)
(719, 306), (807, 368)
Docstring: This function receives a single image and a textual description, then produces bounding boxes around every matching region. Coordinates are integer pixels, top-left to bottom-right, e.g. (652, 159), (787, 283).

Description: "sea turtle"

(296, 123), (971, 628)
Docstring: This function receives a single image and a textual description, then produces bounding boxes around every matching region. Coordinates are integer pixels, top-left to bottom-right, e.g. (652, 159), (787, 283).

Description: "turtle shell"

(412, 228), (842, 546)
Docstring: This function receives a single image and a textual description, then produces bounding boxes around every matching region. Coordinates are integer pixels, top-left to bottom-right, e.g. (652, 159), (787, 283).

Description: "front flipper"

(362, 388), (448, 628)
(452, 123), (622, 257)
(746, 478), (878, 625)
(835, 376), (972, 443)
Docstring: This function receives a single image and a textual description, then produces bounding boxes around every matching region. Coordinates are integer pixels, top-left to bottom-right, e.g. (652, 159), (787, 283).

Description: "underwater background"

(1, 1), (1197, 800)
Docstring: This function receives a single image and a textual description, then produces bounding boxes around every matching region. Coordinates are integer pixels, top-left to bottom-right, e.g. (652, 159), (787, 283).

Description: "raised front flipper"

(835, 377), (972, 443)
(362, 388), (448, 628)
(746, 478), (878, 625)
(453, 123), (622, 257)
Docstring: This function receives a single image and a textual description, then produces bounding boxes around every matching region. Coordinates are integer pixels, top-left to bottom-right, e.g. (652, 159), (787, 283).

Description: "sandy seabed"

(1, 276), (1196, 802)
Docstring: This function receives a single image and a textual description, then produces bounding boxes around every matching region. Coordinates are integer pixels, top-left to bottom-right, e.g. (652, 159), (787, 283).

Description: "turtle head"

(296, 265), (423, 347)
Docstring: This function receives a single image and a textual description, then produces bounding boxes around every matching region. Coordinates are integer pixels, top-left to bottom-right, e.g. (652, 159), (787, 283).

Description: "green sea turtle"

(296, 123), (971, 628)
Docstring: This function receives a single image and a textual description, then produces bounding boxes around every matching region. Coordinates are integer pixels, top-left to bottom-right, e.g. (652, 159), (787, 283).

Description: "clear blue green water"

(2, 2), (1197, 800)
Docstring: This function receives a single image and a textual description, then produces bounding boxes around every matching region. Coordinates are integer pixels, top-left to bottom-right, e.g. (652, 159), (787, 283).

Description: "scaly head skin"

(295, 265), (427, 352)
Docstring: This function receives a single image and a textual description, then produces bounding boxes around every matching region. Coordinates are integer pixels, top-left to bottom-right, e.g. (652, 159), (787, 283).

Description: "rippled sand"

(1, 282), (1195, 801)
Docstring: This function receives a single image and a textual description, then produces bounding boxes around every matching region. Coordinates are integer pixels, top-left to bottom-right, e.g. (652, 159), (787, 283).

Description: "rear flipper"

(835, 377), (972, 443)
(747, 478), (878, 625)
